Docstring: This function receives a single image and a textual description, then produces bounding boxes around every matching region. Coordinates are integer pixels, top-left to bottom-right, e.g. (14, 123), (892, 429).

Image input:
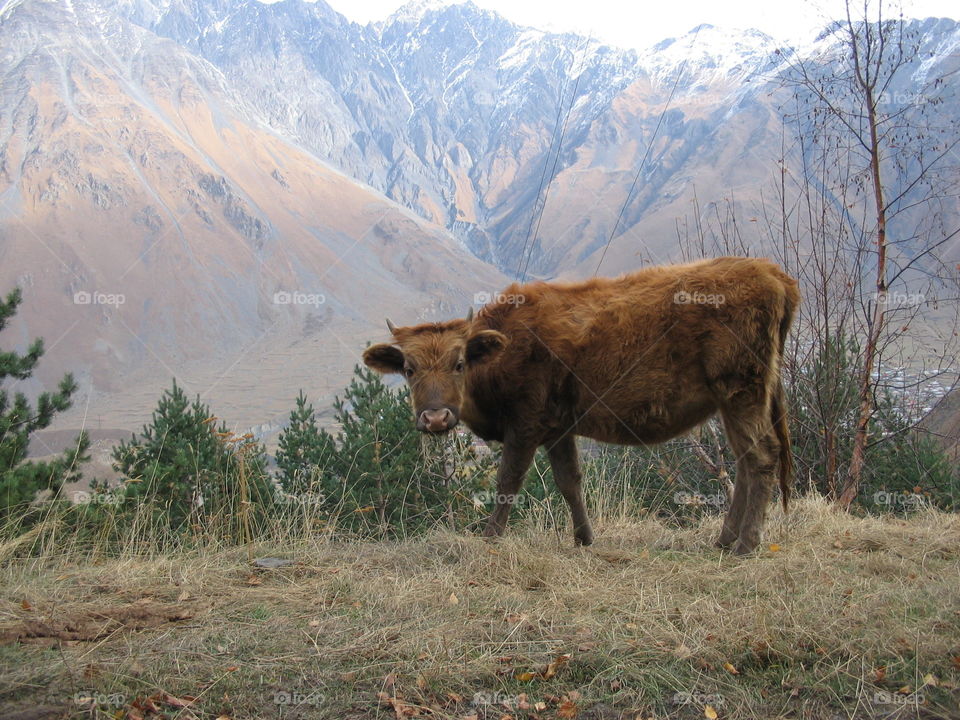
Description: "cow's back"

(471, 257), (797, 444)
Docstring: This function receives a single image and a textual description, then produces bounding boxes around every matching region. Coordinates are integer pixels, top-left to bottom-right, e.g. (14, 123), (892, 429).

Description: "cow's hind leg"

(720, 402), (781, 555)
(547, 435), (593, 546)
(482, 440), (537, 538)
(715, 463), (749, 549)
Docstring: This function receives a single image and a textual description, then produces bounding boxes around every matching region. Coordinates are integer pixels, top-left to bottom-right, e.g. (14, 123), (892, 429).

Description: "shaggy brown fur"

(364, 256), (800, 555)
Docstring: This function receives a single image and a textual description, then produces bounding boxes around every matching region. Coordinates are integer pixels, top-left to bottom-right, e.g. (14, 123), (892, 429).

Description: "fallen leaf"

(768, 543), (781, 552)
(514, 672), (536, 682)
(723, 662), (739, 675)
(543, 653), (571, 680)
(160, 693), (196, 708)
(557, 699), (578, 718)
(449, 593), (460, 605)
(923, 673), (938, 687)
(20, 600), (31, 611)
(705, 705), (718, 719)
(874, 666), (887, 682)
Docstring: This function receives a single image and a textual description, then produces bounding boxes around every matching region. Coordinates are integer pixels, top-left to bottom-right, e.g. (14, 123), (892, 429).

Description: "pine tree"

(275, 390), (336, 494)
(330, 364), (448, 532)
(0, 288), (89, 523)
(112, 379), (273, 531)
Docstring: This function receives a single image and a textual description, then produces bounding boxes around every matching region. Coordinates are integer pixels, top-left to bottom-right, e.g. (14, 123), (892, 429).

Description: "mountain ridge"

(2, 0), (958, 438)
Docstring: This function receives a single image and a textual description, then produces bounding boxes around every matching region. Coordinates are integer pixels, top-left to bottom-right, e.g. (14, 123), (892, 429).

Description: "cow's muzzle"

(417, 406), (458, 433)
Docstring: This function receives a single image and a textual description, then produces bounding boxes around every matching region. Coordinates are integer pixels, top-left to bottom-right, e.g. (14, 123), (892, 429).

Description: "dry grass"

(1, 496), (958, 719)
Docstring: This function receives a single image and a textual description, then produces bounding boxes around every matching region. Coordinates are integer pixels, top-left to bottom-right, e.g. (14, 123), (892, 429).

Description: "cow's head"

(362, 309), (507, 433)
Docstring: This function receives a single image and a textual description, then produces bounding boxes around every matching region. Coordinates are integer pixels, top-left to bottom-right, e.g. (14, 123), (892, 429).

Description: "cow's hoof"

(574, 529), (594, 547)
(714, 537), (736, 550)
(481, 523), (504, 538)
(731, 540), (758, 556)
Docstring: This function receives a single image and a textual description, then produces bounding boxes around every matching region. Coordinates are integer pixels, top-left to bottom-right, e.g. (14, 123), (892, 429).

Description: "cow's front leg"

(547, 434), (593, 546)
(482, 440), (537, 538)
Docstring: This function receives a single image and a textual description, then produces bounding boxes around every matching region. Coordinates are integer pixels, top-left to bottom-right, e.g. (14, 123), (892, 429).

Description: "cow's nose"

(418, 408), (455, 433)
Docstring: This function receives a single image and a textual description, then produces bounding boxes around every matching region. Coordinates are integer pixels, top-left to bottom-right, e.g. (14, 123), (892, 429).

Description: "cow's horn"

(465, 307), (474, 322)
(386, 318), (397, 334)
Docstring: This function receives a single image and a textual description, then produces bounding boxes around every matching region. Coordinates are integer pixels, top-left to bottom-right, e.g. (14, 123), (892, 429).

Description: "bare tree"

(773, 0), (960, 506)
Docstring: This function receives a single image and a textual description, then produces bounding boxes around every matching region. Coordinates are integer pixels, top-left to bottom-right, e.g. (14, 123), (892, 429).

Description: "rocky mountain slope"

(2, 0), (958, 438)
(0, 0), (504, 434)
(98, 0), (960, 278)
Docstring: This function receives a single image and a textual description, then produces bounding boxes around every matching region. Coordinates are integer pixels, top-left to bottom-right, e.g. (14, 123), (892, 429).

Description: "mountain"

(1, 0), (958, 440)
(101, 0), (960, 279)
(0, 0), (505, 435)
(101, 0), (792, 274)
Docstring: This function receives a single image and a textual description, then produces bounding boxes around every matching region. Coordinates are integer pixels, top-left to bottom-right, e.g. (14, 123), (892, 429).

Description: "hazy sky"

(319, 0), (959, 49)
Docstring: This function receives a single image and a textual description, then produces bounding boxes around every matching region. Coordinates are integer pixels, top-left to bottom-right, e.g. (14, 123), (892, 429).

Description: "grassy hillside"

(1, 497), (958, 719)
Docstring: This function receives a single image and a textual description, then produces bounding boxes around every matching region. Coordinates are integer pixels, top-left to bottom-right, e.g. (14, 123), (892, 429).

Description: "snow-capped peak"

(639, 23), (781, 87)
(387, 0), (468, 25)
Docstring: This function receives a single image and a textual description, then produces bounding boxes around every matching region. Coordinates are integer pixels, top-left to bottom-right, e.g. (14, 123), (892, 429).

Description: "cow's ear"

(466, 330), (507, 366)
(363, 343), (405, 374)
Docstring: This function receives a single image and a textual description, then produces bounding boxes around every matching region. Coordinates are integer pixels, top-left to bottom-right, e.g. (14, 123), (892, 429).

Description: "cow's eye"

(454, 360), (464, 373)
(404, 367), (415, 378)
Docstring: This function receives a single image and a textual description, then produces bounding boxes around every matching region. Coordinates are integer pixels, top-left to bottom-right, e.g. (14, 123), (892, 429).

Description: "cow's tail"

(772, 377), (793, 512)
(772, 278), (798, 513)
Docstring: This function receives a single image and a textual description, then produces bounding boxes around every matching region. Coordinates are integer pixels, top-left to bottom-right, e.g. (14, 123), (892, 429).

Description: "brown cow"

(363, 257), (800, 555)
